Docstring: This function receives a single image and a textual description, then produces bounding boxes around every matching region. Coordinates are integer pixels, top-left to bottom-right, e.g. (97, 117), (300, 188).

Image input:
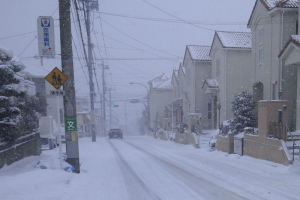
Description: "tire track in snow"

(108, 140), (162, 200)
(127, 137), (298, 200)
(123, 140), (250, 200)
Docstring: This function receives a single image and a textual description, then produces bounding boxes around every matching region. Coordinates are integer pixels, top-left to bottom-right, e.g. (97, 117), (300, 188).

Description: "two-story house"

(208, 31), (253, 126)
(148, 77), (173, 131)
(248, 0), (299, 129)
(182, 45), (212, 128)
(279, 1), (300, 130)
(171, 69), (184, 127)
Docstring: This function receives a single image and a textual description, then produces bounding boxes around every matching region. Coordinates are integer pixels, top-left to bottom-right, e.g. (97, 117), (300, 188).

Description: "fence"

(0, 132), (41, 169)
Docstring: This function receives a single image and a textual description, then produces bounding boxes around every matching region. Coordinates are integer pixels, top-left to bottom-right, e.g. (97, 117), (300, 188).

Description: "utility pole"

(102, 61), (106, 135)
(124, 101), (128, 134)
(82, 0), (96, 142)
(109, 88), (112, 129)
(58, 0), (80, 173)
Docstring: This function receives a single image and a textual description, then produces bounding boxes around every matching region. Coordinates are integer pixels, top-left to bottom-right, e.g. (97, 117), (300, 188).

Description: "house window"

(216, 59), (220, 77)
(258, 47), (264, 65)
(258, 28), (264, 66)
(258, 28), (264, 45)
(296, 21), (298, 35)
(208, 102), (212, 119)
(272, 82), (277, 100)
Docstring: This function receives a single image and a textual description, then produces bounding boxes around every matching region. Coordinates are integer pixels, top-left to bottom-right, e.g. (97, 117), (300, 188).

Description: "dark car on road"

(108, 129), (123, 139)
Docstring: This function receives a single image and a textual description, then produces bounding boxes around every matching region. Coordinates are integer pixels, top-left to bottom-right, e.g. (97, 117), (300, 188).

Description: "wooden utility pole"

(83, 0), (97, 142)
(58, 0), (80, 173)
(102, 61), (106, 135)
(109, 88), (112, 129)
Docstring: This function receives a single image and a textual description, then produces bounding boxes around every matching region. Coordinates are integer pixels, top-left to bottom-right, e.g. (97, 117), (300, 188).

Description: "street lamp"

(129, 82), (149, 92)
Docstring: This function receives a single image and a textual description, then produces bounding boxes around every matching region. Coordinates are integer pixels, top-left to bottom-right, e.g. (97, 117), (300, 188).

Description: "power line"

(103, 34), (154, 53)
(96, 11), (246, 26)
(0, 31), (36, 41)
(73, 0), (89, 65)
(102, 19), (181, 59)
(72, 36), (89, 83)
(20, 55), (180, 61)
(17, 36), (37, 57)
(139, 0), (215, 32)
(96, 11), (108, 57)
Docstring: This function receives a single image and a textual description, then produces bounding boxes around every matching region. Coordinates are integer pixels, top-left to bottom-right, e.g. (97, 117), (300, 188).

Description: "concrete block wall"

(216, 134), (234, 154)
(244, 134), (290, 165)
(243, 101), (291, 165)
(258, 100), (288, 139)
(174, 133), (196, 146)
(0, 132), (41, 169)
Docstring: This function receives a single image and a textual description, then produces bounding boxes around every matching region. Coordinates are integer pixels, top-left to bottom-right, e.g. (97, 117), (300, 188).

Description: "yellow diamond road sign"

(45, 67), (68, 89)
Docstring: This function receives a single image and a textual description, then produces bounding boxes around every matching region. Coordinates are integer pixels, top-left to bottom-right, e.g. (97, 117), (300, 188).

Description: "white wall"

(45, 81), (64, 126)
(149, 88), (173, 130)
(250, 1), (298, 100)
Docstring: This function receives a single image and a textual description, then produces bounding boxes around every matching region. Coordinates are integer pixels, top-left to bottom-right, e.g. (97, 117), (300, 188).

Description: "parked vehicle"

(108, 129), (123, 139)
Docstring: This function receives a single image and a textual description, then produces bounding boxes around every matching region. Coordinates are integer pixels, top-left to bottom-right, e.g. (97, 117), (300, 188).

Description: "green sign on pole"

(65, 117), (77, 131)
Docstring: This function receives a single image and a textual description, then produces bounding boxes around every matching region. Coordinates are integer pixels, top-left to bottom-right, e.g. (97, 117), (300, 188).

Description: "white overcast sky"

(0, 0), (256, 132)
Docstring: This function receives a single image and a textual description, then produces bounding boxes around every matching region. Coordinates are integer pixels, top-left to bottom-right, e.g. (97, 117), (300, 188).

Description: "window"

(208, 102), (212, 119)
(272, 82), (277, 100)
(296, 21), (298, 35)
(258, 28), (264, 65)
(258, 28), (264, 45)
(258, 47), (264, 65)
(216, 59), (220, 77)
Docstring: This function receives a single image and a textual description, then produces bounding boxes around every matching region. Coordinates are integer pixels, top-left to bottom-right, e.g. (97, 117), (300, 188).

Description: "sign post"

(37, 16), (55, 58)
(58, 0), (80, 173)
(45, 67), (68, 89)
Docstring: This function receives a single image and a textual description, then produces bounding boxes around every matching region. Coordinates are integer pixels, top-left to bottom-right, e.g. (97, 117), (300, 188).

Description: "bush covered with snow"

(229, 91), (255, 134)
(0, 48), (40, 143)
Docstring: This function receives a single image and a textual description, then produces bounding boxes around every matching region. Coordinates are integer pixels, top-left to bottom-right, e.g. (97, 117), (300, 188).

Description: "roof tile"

(263, 0), (299, 9)
(217, 31), (252, 49)
(187, 45), (211, 61)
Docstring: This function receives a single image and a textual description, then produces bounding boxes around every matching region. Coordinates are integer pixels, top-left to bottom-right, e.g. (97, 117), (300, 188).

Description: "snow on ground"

(0, 135), (300, 200)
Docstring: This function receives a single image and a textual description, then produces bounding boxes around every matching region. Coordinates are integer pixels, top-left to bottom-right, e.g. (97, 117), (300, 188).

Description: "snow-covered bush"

(0, 48), (25, 142)
(18, 95), (40, 133)
(0, 48), (40, 143)
(229, 91), (255, 134)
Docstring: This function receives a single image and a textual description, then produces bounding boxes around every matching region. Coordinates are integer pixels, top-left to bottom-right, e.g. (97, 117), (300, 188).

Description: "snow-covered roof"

(151, 74), (172, 89)
(216, 31), (252, 49)
(187, 45), (211, 61)
(279, 35), (300, 57)
(203, 79), (219, 88)
(248, 0), (299, 26)
(156, 78), (172, 89)
(291, 35), (300, 44)
(172, 70), (178, 81)
(263, 0), (299, 9)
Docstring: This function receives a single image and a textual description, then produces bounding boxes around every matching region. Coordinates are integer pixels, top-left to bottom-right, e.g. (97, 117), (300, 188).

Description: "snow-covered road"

(1, 136), (300, 200)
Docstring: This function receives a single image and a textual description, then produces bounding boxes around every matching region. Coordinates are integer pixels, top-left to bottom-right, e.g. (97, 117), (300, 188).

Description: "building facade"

(208, 31), (253, 127)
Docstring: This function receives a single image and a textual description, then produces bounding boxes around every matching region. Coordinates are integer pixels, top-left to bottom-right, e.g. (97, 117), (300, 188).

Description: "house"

(202, 79), (219, 129)
(248, 0), (299, 129)
(248, 0), (298, 99)
(182, 45), (212, 128)
(279, 2), (300, 130)
(171, 69), (183, 127)
(177, 63), (190, 122)
(148, 76), (173, 131)
(207, 31), (253, 127)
